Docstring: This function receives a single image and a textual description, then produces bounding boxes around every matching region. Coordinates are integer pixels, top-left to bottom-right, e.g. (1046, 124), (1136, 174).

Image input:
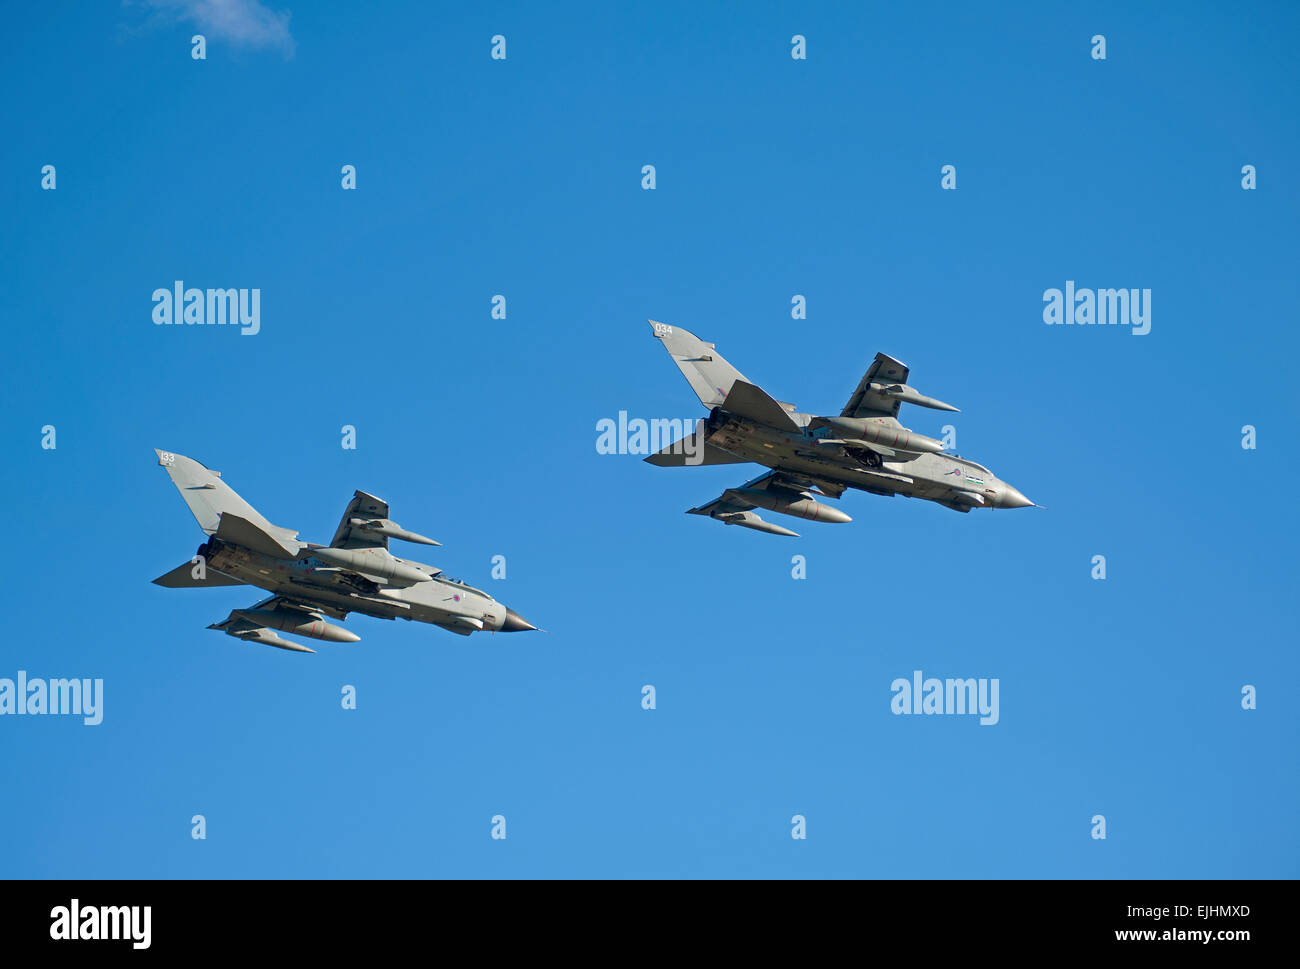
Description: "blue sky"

(1, 0), (1296, 878)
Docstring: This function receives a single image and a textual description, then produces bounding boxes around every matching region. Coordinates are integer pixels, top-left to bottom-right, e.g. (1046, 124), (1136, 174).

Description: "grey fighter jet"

(152, 450), (537, 651)
(645, 321), (1037, 536)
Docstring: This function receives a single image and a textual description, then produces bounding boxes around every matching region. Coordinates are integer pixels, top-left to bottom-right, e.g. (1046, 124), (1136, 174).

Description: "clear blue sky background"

(2, 1), (1296, 878)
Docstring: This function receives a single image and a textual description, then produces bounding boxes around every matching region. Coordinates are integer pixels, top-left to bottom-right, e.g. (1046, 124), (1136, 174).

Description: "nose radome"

(501, 609), (538, 632)
(1000, 485), (1035, 509)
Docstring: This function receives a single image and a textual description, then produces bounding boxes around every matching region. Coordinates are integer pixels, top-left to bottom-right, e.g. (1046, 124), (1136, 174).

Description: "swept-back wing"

(329, 490), (439, 550)
(208, 594), (359, 653)
(841, 354), (958, 420)
(685, 470), (851, 536)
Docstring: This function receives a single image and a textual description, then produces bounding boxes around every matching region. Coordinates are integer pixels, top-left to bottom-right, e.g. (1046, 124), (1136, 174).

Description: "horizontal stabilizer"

(720, 380), (801, 432)
(215, 513), (299, 559)
(152, 561), (244, 588)
(644, 424), (750, 467)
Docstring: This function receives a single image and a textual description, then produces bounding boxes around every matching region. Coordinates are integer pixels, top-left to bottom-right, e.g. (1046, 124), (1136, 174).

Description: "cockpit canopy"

(433, 574), (493, 600)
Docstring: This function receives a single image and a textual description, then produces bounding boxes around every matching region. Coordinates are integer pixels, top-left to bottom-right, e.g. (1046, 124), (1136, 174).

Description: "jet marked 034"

(152, 450), (537, 651)
(645, 321), (1037, 536)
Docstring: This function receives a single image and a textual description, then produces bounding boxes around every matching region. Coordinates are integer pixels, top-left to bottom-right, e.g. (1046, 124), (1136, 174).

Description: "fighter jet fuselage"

(702, 407), (1033, 513)
(645, 321), (1036, 536)
(153, 450), (537, 652)
(195, 536), (515, 632)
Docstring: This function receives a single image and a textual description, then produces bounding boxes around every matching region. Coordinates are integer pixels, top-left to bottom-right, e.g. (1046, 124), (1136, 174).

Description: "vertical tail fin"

(154, 449), (298, 544)
(649, 320), (749, 408)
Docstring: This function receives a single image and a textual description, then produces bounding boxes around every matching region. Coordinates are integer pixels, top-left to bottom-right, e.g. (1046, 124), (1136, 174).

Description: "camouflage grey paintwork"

(152, 450), (536, 652)
(645, 321), (1036, 536)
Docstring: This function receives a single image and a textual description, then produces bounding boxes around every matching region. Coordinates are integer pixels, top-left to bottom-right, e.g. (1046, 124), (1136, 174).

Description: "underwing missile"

(311, 546), (433, 585)
(868, 382), (959, 412)
(715, 510), (799, 537)
(347, 518), (440, 546)
(725, 487), (852, 524)
(232, 628), (317, 653)
(232, 608), (361, 643)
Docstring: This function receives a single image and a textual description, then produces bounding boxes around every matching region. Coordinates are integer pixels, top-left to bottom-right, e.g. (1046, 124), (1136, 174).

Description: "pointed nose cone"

(999, 485), (1035, 509)
(501, 609), (538, 632)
